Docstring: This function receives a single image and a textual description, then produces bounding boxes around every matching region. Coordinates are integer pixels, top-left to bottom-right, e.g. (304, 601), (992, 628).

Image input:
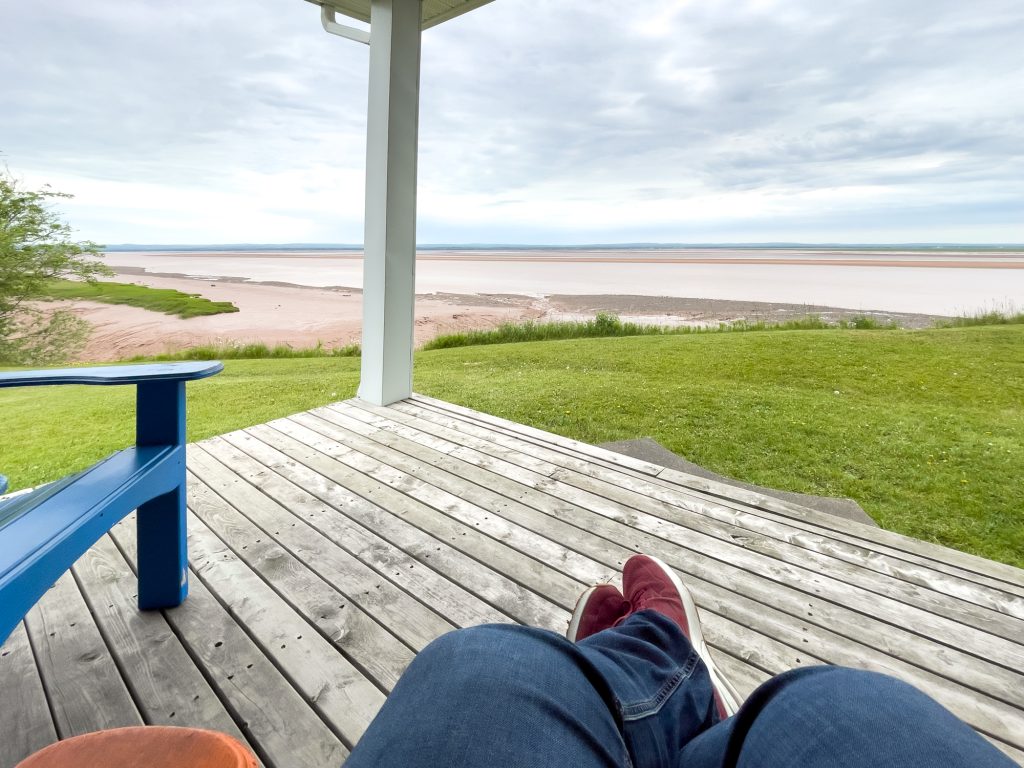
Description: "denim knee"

(406, 624), (583, 693)
(796, 665), (912, 699)
(682, 665), (1016, 768)
(413, 624), (529, 670)
(347, 623), (629, 768)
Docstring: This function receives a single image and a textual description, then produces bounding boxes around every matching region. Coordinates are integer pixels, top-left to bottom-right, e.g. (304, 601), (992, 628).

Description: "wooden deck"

(3, 394), (1023, 767)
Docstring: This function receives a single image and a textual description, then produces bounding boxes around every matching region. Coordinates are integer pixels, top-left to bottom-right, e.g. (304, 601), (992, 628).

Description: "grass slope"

(1, 325), (1020, 568)
(44, 280), (239, 318)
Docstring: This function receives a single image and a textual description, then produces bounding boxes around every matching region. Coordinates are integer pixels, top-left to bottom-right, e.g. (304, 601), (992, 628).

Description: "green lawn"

(43, 279), (239, 318)
(1, 325), (1021, 568)
(0, 358), (360, 492)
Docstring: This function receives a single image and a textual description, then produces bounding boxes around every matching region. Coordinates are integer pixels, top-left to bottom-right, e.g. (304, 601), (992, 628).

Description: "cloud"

(2, 0), (1022, 243)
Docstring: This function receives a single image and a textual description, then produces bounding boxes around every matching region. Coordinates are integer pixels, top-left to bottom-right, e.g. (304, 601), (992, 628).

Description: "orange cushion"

(17, 726), (258, 768)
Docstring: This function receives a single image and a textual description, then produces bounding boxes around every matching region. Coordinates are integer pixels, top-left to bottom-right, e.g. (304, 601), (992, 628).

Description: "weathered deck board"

(266, 415), (806, 684)
(25, 571), (143, 737)
(291, 404), (1024, 744)
(365, 403), (1024, 667)
(410, 394), (1024, 593)
(0, 623), (57, 767)
(191, 440), (774, 689)
(337, 401), (1024, 634)
(231, 426), (567, 629)
(188, 444), (455, 653)
(184, 464), (415, 689)
(304, 405), (1024, 710)
(266, 418), (596, 607)
(110, 517), (349, 768)
(184, 512), (386, 745)
(2, 395), (1023, 766)
(213, 432), (523, 629)
(73, 535), (248, 742)
(389, 399), (1024, 616)
(285, 410), (825, 671)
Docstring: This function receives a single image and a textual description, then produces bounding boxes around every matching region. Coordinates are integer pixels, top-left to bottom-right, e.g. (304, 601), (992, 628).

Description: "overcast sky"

(3, 0), (1023, 244)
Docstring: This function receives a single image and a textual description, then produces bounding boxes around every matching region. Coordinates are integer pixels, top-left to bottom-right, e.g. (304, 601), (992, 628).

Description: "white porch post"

(358, 0), (422, 405)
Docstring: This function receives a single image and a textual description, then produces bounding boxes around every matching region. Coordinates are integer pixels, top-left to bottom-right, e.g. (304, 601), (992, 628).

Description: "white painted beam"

(320, 6), (370, 44)
(358, 0), (422, 406)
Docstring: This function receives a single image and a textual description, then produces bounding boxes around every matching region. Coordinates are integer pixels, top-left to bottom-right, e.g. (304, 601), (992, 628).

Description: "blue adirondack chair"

(0, 361), (223, 644)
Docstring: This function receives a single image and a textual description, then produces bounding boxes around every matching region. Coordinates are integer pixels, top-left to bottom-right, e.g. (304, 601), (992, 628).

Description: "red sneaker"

(567, 584), (630, 642)
(622, 555), (742, 717)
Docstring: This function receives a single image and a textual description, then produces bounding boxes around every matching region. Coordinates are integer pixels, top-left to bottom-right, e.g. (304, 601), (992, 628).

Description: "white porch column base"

(358, 0), (422, 406)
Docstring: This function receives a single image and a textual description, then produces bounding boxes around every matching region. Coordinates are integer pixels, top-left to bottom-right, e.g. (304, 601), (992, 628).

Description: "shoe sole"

(642, 556), (743, 715)
(566, 585), (601, 642)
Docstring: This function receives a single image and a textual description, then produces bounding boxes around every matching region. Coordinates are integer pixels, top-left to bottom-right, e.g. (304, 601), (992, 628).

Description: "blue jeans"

(344, 611), (1016, 768)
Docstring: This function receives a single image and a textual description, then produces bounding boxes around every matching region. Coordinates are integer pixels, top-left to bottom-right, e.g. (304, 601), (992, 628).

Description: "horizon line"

(103, 242), (1024, 250)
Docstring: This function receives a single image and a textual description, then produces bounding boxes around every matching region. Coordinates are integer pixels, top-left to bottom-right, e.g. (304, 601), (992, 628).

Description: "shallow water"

(104, 249), (1024, 317)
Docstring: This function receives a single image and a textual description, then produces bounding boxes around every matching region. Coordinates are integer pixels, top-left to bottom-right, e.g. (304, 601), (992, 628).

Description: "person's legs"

(680, 665), (1017, 768)
(578, 609), (720, 767)
(346, 553), (733, 768)
(343, 611), (717, 768)
(343, 624), (629, 768)
(345, 551), (1016, 768)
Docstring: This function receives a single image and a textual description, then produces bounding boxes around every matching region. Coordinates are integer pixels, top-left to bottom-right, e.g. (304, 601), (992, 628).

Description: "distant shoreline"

(105, 243), (1024, 254)
(106, 246), (1024, 269)
(53, 266), (950, 363)
(109, 266), (944, 323)
(99, 248), (1024, 317)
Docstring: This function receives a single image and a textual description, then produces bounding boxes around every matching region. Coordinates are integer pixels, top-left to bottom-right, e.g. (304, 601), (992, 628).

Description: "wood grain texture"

(110, 519), (347, 768)
(288, 410), (827, 672)
(221, 427), (567, 631)
(289, 412), (615, 590)
(184, 461), (415, 689)
(24, 570), (142, 738)
(367, 403), (1024, 680)
(0, 622), (58, 767)
(269, 416), (779, 684)
(329, 401), (1024, 747)
(321, 404), (1024, 708)
(398, 399), (1024, 607)
(72, 535), (247, 742)
(272, 416), (591, 608)
(198, 435), (488, 640)
(189, 442), (453, 651)
(390, 400), (1024, 615)
(184, 511), (386, 745)
(250, 417), (579, 620)
(385, 399), (1024, 618)
(410, 394), (1024, 592)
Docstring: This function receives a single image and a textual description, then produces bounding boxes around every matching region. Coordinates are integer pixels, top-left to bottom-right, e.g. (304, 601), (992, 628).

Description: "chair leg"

(136, 484), (188, 610)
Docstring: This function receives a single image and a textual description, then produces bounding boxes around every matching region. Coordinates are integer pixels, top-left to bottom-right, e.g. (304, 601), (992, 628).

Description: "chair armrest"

(0, 361), (223, 388)
(0, 444), (185, 643)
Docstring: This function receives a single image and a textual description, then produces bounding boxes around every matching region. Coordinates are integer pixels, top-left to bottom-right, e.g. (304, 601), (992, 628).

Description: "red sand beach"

(57, 248), (1024, 361)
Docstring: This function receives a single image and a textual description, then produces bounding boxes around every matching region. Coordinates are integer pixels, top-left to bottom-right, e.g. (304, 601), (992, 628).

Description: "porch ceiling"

(305, 0), (496, 30)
